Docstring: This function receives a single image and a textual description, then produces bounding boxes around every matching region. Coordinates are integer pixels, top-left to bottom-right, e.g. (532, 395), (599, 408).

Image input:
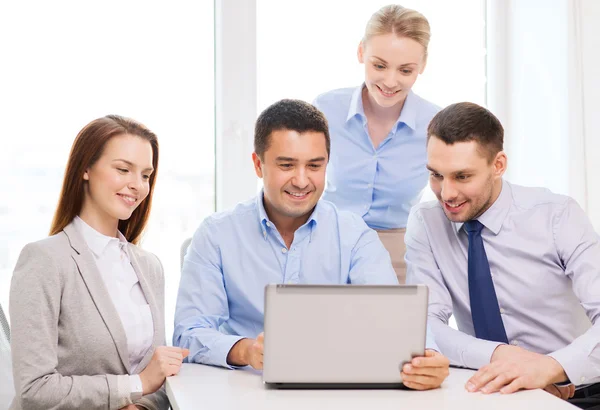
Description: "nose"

(440, 179), (458, 202)
(383, 70), (398, 89)
(291, 167), (309, 189)
(128, 173), (144, 191)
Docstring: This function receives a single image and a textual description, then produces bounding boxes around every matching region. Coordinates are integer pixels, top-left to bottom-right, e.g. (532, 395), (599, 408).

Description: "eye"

(374, 63), (385, 70)
(309, 164), (322, 169)
(142, 174), (151, 180)
(456, 175), (470, 181)
(430, 172), (442, 179)
(279, 164), (292, 169)
(117, 168), (129, 173)
(401, 69), (413, 75)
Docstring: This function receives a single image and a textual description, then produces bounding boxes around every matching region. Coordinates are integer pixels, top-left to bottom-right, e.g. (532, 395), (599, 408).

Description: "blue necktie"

(465, 220), (509, 344)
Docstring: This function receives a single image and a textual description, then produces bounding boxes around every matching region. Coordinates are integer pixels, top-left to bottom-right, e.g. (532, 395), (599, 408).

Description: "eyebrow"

(112, 159), (154, 172)
(426, 165), (475, 175)
(371, 56), (418, 67)
(275, 156), (327, 162)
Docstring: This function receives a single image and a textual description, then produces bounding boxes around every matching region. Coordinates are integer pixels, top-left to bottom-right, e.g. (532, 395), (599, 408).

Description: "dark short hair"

(427, 102), (504, 162)
(254, 99), (330, 159)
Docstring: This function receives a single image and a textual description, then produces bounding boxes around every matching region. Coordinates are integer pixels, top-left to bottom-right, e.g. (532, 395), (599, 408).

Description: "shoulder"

(313, 87), (356, 114)
(15, 232), (71, 268)
(201, 197), (257, 229)
(410, 92), (442, 128)
(508, 182), (571, 211)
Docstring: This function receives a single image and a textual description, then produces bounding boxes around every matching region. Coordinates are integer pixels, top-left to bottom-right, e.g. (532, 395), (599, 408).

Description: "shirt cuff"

(129, 374), (143, 397)
(461, 339), (504, 369)
(548, 345), (594, 386)
(116, 374), (133, 408)
(200, 334), (246, 369)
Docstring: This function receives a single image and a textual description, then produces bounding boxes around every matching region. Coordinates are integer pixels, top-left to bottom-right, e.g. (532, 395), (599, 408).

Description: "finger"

(466, 364), (503, 392)
(543, 385), (561, 398)
(181, 348), (190, 358)
(569, 384), (576, 399)
(403, 380), (435, 391)
(403, 363), (448, 378)
(257, 333), (264, 342)
(480, 373), (513, 394)
(500, 377), (526, 394)
(402, 373), (439, 386)
(412, 354), (449, 368)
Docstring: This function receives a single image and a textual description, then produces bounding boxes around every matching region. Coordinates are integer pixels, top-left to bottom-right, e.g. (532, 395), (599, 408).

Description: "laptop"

(262, 284), (429, 388)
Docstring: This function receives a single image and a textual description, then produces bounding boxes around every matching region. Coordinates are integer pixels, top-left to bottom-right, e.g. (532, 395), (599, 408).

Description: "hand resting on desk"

(465, 344), (569, 397)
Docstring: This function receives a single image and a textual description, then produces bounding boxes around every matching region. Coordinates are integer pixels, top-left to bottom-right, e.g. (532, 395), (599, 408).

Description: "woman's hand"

(139, 346), (189, 395)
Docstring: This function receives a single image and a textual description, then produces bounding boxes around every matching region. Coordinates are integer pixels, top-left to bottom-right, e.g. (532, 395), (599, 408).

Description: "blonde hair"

(363, 4), (431, 58)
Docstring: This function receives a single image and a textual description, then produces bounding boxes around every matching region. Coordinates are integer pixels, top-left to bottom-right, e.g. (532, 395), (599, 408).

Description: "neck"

(79, 202), (119, 238)
(475, 178), (504, 219)
(263, 197), (313, 248)
(362, 86), (406, 123)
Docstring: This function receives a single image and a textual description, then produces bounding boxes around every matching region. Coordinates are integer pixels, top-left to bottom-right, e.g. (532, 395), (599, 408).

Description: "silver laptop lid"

(263, 284), (428, 384)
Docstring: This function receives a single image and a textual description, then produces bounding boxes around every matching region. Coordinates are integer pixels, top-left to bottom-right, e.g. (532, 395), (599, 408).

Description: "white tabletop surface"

(166, 363), (577, 410)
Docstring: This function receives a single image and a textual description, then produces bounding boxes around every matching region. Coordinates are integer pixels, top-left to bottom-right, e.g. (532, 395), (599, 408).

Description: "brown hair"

(363, 4), (431, 58)
(50, 115), (159, 244)
(254, 99), (330, 159)
(427, 102), (504, 162)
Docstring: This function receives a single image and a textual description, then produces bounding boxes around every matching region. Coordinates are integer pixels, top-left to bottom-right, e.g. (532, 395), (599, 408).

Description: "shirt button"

(266, 222), (271, 227)
(581, 376), (586, 383)
(281, 248), (287, 254)
(511, 340), (519, 346)
(263, 231), (267, 237)
(367, 183), (372, 188)
(499, 308), (505, 314)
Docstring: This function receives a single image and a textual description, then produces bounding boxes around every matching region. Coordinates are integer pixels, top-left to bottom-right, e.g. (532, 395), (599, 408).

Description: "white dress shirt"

(405, 180), (600, 386)
(74, 217), (154, 400)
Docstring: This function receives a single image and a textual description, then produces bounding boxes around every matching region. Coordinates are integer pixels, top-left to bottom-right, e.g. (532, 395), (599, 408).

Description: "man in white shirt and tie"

(405, 102), (600, 409)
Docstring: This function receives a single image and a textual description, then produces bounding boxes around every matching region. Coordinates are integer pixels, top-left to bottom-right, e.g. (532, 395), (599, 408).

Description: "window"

(0, 1), (215, 340)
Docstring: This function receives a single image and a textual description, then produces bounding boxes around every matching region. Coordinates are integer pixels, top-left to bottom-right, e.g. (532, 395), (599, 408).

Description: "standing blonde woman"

(314, 5), (439, 283)
(9, 116), (187, 410)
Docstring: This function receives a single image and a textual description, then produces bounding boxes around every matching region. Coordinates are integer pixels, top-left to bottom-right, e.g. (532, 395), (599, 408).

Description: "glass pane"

(0, 1), (215, 339)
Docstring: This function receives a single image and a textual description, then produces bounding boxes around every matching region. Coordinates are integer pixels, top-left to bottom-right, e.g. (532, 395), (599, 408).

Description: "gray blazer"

(9, 222), (169, 410)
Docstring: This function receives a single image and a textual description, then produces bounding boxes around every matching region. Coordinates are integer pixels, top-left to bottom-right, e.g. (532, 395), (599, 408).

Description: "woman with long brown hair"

(9, 115), (187, 410)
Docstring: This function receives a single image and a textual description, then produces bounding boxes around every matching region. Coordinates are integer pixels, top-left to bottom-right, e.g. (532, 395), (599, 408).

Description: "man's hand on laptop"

(227, 332), (265, 369)
(401, 349), (450, 390)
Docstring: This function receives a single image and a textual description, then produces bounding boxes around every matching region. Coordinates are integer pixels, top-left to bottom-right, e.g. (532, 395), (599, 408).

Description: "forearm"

(15, 373), (130, 410)
(430, 317), (502, 369)
(174, 325), (244, 368)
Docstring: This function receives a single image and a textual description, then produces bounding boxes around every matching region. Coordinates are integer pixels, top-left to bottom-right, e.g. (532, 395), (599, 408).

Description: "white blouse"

(74, 217), (154, 377)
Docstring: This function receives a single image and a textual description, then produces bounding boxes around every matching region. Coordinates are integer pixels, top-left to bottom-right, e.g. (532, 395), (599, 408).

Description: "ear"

(252, 152), (264, 178)
(492, 151), (507, 178)
(83, 170), (90, 181)
(357, 41), (365, 64)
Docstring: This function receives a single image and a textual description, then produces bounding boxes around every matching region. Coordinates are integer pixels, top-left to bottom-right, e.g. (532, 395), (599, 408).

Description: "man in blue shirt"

(174, 99), (449, 390)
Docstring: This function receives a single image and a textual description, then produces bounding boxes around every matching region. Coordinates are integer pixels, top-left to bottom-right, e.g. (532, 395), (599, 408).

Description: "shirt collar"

(256, 190), (321, 242)
(453, 179), (512, 235)
(74, 216), (128, 257)
(346, 84), (417, 131)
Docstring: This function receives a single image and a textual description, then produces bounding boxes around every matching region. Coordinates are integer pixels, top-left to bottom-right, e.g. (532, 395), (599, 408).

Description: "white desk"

(166, 363), (577, 410)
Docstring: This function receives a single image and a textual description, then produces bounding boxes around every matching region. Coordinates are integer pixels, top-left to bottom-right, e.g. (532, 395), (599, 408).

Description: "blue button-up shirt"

(313, 85), (440, 230)
(174, 194), (437, 368)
